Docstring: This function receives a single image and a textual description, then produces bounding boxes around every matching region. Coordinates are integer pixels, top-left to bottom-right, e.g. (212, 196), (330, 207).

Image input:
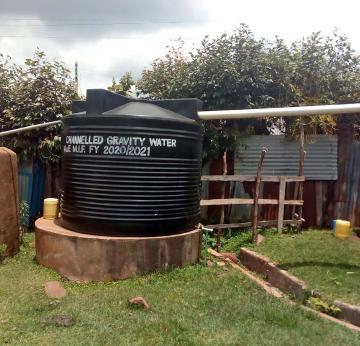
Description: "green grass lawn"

(223, 230), (360, 305)
(0, 234), (359, 346)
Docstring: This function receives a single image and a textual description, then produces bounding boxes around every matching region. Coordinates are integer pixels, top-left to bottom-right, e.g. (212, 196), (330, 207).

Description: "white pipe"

(198, 103), (360, 120)
(0, 120), (62, 137)
(1, 103), (359, 137)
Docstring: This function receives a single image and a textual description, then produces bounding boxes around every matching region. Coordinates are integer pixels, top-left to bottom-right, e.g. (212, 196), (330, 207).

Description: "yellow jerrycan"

(335, 220), (351, 239)
(43, 198), (59, 220)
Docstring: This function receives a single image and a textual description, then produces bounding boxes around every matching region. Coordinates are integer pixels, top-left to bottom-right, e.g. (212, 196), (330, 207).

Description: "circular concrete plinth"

(35, 218), (201, 282)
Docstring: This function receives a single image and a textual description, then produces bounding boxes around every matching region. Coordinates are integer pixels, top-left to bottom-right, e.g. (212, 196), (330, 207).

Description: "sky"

(1, 0), (359, 94)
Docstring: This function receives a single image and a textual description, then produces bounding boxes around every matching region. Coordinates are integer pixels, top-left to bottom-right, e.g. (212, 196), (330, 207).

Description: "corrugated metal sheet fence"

(18, 171), (33, 226)
(300, 136), (360, 227)
(203, 132), (360, 228)
(333, 136), (360, 226)
(18, 160), (45, 227)
(235, 135), (338, 180)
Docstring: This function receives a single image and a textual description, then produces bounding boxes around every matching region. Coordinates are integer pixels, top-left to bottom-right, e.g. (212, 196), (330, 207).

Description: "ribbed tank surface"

(60, 90), (202, 235)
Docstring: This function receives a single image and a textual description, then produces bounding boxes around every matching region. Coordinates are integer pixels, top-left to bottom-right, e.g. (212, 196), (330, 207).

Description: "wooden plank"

(200, 198), (303, 206)
(253, 148), (267, 243)
(201, 198), (254, 206)
(201, 198), (270, 206)
(201, 175), (279, 182)
(202, 175), (255, 182)
(284, 176), (305, 182)
(284, 200), (304, 205)
(205, 219), (303, 229)
(277, 176), (286, 233)
(201, 175), (305, 182)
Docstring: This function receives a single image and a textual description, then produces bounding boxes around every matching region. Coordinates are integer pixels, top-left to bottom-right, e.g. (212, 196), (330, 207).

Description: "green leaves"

(0, 49), (76, 162)
(306, 297), (341, 317)
(108, 72), (134, 96)
(137, 26), (360, 158)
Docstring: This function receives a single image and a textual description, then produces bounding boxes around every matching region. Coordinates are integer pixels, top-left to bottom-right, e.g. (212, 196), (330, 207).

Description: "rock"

(256, 234), (265, 245)
(44, 281), (66, 299)
(129, 296), (149, 309)
(53, 314), (74, 327)
(221, 252), (239, 264)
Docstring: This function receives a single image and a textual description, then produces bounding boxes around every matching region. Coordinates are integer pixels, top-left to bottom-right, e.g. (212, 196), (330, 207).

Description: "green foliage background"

(0, 50), (77, 162)
(1, 25), (360, 163)
(108, 72), (134, 96)
(136, 25), (360, 159)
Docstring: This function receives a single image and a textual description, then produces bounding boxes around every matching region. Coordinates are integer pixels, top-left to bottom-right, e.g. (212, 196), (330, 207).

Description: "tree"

(108, 72), (134, 96)
(0, 54), (11, 119)
(137, 26), (297, 159)
(0, 50), (76, 162)
(137, 26), (360, 159)
(288, 31), (360, 135)
(138, 40), (191, 99)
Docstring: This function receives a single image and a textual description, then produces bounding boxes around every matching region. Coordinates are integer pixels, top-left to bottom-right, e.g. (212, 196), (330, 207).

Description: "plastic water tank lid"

(102, 102), (196, 124)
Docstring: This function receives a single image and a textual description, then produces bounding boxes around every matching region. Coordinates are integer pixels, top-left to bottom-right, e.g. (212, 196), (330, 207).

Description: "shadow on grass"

(278, 261), (360, 271)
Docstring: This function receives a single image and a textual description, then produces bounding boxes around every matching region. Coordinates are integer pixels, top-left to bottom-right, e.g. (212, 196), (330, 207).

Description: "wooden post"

(252, 148), (267, 243)
(277, 176), (286, 233)
(215, 227), (223, 252)
(219, 151), (228, 225)
(291, 184), (299, 219)
(297, 123), (305, 223)
(292, 122), (305, 223)
(216, 151), (227, 252)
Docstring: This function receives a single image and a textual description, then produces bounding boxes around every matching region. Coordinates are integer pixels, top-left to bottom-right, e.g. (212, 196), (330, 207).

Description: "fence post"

(277, 176), (286, 233)
(252, 148), (267, 243)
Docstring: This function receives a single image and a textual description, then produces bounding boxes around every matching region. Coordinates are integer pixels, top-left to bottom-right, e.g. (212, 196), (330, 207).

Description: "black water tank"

(60, 89), (202, 235)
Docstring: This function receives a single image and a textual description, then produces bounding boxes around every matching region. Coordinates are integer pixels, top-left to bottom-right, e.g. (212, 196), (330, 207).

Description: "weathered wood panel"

(201, 175), (305, 182)
(200, 198), (303, 206)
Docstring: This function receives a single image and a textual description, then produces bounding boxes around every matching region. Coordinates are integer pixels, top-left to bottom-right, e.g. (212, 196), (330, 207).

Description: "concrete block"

(334, 301), (360, 327)
(36, 218), (201, 282)
(240, 248), (307, 301)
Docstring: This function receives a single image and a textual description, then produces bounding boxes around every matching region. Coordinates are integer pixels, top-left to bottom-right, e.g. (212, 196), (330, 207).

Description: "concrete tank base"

(35, 218), (201, 282)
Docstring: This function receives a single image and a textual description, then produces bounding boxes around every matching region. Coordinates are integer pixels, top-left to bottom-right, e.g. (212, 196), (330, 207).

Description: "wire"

(0, 19), (213, 26)
(0, 34), (202, 40)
